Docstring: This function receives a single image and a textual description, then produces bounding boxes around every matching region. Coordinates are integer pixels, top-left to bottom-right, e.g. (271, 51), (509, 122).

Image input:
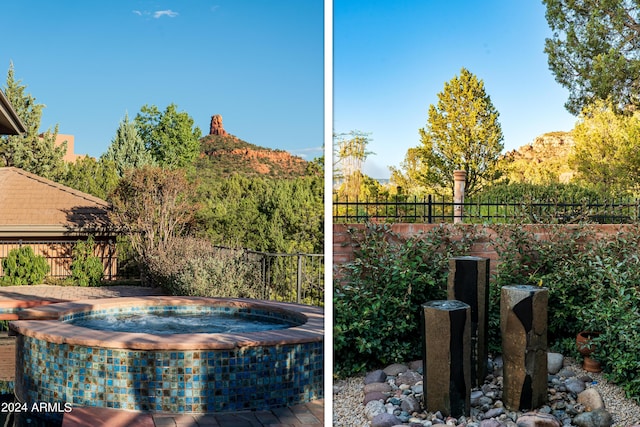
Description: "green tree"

(543, 0), (640, 115)
(134, 104), (202, 169)
(0, 62), (65, 179)
(194, 173), (323, 253)
(389, 147), (429, 195)
(333, 131), (373, 198)
(417, 68), (504, 196)
(569, 99), (640, 193)
(103, 112), (155, 176)
(60, 157), (120, 200)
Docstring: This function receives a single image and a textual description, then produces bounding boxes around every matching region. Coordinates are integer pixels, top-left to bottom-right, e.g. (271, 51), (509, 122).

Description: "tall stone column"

(422, 300), (471, 418)
(453, 170), (466, 224)
(501, 285), (548, 411)
(448, 256), (490, 388)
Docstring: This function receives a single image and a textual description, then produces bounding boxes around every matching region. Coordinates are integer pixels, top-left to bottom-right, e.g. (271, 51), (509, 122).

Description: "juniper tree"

(417, 68), (504, 196)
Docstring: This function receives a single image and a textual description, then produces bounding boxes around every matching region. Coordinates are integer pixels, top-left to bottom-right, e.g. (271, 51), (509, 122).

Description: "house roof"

(0, 90), (26, 135)
(0, 167), (112, 237)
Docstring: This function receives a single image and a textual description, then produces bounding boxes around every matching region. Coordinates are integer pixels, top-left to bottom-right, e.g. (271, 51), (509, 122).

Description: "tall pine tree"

(103, 112), (155, 176)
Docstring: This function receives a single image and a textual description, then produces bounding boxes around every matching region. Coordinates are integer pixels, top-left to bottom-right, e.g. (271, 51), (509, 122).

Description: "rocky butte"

(200, 114), (310, 178)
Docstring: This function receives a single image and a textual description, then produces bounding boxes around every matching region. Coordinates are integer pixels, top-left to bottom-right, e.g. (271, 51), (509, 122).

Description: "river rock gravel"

(333, 356), (640, 427)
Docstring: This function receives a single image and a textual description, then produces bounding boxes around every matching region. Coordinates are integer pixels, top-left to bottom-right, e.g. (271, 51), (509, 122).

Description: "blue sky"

(334, 0), (578, 179)
(2, 1), (324, 160)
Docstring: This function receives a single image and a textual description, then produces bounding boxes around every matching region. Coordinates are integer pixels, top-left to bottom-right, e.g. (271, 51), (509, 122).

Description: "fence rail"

(243, 250), (324, 306)
(333, 195), (640, 224)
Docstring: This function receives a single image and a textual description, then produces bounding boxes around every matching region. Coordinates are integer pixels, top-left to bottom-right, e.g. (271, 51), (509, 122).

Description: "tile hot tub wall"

(15, 333), (323, 420)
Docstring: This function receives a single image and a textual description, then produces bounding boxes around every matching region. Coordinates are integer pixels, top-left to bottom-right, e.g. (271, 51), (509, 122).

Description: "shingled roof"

(0, 167), (111, 237)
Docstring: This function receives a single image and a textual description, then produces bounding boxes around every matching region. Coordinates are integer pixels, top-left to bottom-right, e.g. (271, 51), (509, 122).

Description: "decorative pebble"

(333, 357), (640, 427)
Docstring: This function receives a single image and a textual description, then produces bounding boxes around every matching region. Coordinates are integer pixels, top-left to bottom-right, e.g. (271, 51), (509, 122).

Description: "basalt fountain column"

(501, 285), (548, 411)
(421, 300), (471, 418)
(447, 256), (489, 388)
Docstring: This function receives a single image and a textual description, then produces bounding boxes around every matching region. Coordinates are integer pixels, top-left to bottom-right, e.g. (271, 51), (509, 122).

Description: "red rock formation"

(209, 114), (228, 136)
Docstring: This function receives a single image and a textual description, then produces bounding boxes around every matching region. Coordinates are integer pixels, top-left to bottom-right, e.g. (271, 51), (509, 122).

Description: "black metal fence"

(0, 240), (324, 306)
(333, 195), (640, 224)
(243, 250), (324, 306)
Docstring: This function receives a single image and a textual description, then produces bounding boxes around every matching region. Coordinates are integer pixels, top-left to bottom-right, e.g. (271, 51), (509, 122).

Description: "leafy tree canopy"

(569, 99), (640, 194)
(134, 104), (202, 169)
(544, 0), (640, 115)
(59, 156), (120, 200)
(417, 68), (504, 196)
(0, 62), (65, 179)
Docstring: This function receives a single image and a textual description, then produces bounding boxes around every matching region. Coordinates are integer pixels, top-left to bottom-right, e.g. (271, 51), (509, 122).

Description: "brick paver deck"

(1, 285), (325, 427)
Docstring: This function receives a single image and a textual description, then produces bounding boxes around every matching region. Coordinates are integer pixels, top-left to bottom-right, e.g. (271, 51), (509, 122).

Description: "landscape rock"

(372, 412), (404, 427)
(365, 382), (394, 394)
(515, 412), (561, 427)
(365, 369), (388, 385)
(547, 353), (564, 374)
(565, 378), (587, 394)
(395, 370), (422, 386)
(577, 388), (605, 411)
(479, 419), (503, 427)
(400, 395), (421, 413)
(572, 409), (613, 427)
(364, 400), (387, 420)
(385, 363), (409, 376)
(365, 391), (390, 404)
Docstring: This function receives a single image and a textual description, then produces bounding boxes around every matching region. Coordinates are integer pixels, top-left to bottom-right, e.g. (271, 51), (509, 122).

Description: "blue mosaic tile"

(14, 322), (323, 417)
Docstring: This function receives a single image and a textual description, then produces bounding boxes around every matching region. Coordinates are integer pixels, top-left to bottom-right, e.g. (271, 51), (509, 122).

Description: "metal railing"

(333, 195), (640, 224)
(239, 249), (324, 306)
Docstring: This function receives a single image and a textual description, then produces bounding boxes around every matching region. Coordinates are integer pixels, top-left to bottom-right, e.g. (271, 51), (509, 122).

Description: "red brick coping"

(9, 296), (324, 350)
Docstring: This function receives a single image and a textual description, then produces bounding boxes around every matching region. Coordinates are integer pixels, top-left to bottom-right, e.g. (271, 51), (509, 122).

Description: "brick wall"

(333, 223), (630, 275)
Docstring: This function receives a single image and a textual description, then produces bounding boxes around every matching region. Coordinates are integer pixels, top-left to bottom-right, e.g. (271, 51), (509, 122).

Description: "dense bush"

(1, 246), (49, 285)
(333, 223), (480, 378)
(491, 224), (640, 402)
(70, 236), (104, 286)
(146, 237), (262, 298)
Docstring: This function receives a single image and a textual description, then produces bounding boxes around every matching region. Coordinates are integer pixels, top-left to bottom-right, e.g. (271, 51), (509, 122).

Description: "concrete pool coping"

(9, 296), (324, 351)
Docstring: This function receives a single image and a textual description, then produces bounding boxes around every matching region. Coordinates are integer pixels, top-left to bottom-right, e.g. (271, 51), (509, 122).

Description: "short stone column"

(501, 285), (548, 411)
(448, 256), (490, 388)
(422, 300), (471, 418)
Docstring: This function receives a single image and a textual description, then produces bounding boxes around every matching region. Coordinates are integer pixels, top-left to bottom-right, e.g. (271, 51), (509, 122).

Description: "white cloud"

(153, 10), (178, 18)
(132, 10), (143, 16)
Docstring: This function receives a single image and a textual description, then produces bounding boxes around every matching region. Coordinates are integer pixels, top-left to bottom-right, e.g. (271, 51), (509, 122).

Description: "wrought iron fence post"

(296, 253), (302, 304)
(428, 194), (433, 224)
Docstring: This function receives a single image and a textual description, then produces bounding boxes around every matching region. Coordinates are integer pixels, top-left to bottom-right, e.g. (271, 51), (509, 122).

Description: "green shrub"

(146, 237), (262, 298)
(70, 236), (104, 286)
(333, 223), (480, 378)
(1, 246), (50, 285)
(491, 224), (640, 401)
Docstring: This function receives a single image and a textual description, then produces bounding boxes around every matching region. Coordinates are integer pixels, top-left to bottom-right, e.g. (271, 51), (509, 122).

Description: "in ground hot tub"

(9, 296), (323, 419)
